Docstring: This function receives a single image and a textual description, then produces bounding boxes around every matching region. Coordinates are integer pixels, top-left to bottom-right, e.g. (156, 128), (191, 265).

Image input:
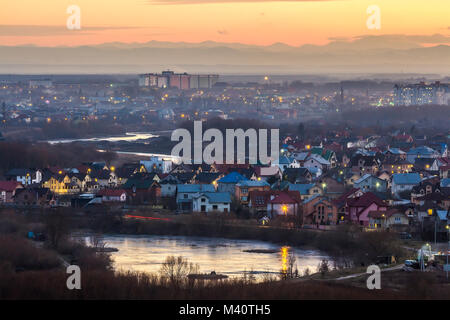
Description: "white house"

(176, 184), (216, 211)
(304, 154), (331, 172)
(391, 173), (421, 195)
(192, 192), (231, 213)
(97, 189), (127, 202)
(159, 175), (181, 197)
(271, 156), (300, 173)
(6, 169), (42, 185)
(140, 156), (173, 174)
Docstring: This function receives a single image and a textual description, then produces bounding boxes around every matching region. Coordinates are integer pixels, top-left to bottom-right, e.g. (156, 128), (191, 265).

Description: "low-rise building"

(235, 180), (270, 206)
(176, 184), (215, 212)
(192, 192), (231, 213)
(97, 189), (127, 202)
(391, 173), (421, 195)
(353, 174), (388, 193)
(0, 181), (23, 203)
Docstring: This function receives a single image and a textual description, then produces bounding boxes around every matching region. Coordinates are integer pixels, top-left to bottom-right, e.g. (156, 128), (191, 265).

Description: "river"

(45, 131), (180, 162)
(46, 132), (159, 144)
(87, 234), (330, 281)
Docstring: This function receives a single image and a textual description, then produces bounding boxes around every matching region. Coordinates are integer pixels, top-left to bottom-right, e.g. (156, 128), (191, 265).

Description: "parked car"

(404, 259), (420, 269)
(399, 232), (412, 240)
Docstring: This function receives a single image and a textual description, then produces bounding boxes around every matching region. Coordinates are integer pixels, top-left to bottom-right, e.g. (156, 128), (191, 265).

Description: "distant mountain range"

(1, 36), (449, 75)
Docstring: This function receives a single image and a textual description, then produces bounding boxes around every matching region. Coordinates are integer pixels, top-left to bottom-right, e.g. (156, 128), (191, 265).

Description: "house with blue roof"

(353, 174), (387, 193)
(288, 183), (323, 200)
(176, 184), (216, 211)
(217, 172), (247, 194)
(304, 154), (331, 173)
(391, 173), (421, 195)
(441, 178), (450, 188)
(192, 192), (231, 213)
(271, 155), (299, 173)
(406, 146), (439, 163)
(436, 210), (448, 223)
(386, 148), (406, 156)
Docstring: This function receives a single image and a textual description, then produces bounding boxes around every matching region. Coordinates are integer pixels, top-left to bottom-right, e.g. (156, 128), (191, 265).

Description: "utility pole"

(435, 216), (437, 246)
(446, 225), (449, 280)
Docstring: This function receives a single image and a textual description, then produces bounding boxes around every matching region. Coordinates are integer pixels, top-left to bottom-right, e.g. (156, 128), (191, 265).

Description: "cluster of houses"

(1, 133), (449, 236)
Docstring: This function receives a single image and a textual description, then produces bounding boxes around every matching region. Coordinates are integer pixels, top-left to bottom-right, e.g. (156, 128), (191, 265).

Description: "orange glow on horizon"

(0, 0), (448, 47)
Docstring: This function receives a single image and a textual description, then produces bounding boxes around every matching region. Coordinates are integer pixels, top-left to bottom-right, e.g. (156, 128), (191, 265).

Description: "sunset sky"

(0, 0), (449, 47)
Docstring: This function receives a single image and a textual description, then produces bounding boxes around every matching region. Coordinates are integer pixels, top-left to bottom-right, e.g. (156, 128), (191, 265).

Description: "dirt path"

(333, 264), (404, 281)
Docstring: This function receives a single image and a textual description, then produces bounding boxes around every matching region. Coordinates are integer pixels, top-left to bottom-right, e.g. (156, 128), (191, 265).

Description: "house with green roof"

(310, 147), (337, 167)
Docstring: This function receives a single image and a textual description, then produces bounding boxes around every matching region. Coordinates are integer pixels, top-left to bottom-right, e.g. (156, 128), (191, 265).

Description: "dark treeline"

(41, 120), (126, 139)
(0, 141), (116, 175)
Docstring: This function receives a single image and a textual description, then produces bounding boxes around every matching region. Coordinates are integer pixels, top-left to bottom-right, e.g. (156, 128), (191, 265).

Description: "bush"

(0, 235), (61, 271)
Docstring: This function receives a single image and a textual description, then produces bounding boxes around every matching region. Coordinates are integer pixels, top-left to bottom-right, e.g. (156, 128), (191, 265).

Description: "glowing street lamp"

(282, 205), (288, 216)
(427, 209), (437, 245)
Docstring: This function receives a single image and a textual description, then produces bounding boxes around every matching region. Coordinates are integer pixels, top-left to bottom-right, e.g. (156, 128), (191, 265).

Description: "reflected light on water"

(281, 246), (288, 275)
(88, 235), (330, 282)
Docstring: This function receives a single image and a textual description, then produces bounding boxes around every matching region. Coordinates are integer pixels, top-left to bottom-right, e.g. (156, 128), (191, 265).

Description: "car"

(404, 259), (420, 269)
(399, 232), (412, 240)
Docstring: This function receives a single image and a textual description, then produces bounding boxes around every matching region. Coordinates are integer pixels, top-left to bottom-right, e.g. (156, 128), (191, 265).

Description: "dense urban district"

(0, 72), (449, 299)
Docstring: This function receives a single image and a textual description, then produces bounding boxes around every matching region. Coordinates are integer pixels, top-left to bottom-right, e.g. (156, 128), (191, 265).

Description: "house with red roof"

(345, 192), (387, 227)
(394, 134), (413, 143)
(97, 188), (127, 202)
(248, 190), (301, 217)
(0, 181), (23, 203)
(254, 166), (282, 182)
(332, 187), (364, 219)
(267, 192), (301, 217)
(367, 209), (409, 231)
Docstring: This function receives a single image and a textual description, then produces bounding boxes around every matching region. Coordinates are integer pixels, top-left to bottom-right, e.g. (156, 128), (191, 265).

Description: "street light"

(446, 225), (449, 280)
(428, 209), (437, 245)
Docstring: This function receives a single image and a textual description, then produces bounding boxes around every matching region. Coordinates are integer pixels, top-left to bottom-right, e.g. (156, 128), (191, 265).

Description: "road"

(333, 264), (404, 281)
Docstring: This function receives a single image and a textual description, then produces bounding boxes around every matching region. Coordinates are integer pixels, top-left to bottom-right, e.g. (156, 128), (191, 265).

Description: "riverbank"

(79, 212), (408, 269)
(78, 233), (330, 280)
(1, 210), (448, 300)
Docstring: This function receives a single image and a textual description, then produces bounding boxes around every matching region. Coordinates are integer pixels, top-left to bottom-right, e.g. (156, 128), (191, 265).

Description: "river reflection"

(88, 235), (330, 281)
(46, 132), (158, 144)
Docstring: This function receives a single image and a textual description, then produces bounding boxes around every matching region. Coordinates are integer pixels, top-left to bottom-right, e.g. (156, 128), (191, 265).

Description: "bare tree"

(90, 233), (106, 250)
(317, 259), (330, 277)
(159, 256), (199, 287)
(45, 209), (69, 249)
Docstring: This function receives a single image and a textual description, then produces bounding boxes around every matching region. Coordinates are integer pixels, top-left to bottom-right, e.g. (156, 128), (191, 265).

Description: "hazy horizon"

(0, 36), (449, 75)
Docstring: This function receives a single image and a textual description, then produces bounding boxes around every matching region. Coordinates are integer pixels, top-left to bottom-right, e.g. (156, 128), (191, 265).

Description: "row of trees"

(0, 141), (116, 175)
